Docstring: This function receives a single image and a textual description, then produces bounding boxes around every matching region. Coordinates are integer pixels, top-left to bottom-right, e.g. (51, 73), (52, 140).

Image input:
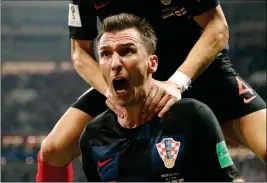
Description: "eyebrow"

(99, 43), (136, 51)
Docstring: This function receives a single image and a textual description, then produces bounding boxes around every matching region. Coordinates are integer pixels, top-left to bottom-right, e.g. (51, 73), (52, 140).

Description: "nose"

(111, 52), (122, 72)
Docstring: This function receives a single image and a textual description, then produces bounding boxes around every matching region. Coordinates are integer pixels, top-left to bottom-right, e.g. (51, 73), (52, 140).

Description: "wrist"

(168, 71), (191, 93)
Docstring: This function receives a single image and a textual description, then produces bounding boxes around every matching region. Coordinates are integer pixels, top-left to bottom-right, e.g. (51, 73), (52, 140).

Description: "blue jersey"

(79, 99), (239, 182)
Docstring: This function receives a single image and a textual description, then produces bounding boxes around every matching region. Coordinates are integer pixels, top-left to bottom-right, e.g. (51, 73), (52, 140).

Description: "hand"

(105, 89), (125, 118)
(141, 79), (182, 122)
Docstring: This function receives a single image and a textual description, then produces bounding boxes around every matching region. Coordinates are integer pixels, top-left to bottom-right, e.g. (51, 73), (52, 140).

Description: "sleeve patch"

(216, 140), (234, 168)
(68, 3), (82, 27)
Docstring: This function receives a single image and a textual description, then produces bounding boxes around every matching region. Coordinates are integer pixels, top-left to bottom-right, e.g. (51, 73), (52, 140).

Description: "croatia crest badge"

(156, 138), (181, 169)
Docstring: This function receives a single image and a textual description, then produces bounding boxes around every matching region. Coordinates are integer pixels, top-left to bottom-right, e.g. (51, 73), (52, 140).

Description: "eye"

(119, 47), (133, 56)
(100, 51), (111, 57)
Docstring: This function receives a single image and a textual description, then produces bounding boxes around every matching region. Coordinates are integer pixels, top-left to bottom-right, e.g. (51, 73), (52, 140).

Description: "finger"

(114, 104), (124, 114)
(105, 89), (111, 98)
(106, 89), (119, 105)
(146, 88), (166, 116)
(105, 100), (119, 115)
(153, 93), (173, 117)
(141, 85), (158, 120)
(141, 84), (158, 113)
(106, 90), (125, 113)
(146, 94), (170, 121)
(105, 100), (123, 117)
(158, 98), (177, 118)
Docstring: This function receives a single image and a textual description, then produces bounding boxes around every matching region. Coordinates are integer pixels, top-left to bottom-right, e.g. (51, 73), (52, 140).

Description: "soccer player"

(36, 0), (266, 181)
(80, 13), (239, 182)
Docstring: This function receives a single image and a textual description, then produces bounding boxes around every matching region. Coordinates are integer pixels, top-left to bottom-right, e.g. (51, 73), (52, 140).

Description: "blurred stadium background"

(1, 0), (266, 181)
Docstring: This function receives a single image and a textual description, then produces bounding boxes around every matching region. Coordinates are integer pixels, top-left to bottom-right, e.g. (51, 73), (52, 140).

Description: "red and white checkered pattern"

(156, 138), (180, 162)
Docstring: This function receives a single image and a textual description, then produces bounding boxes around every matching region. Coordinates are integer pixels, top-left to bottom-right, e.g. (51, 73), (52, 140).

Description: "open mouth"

(112, 77), (130, 95)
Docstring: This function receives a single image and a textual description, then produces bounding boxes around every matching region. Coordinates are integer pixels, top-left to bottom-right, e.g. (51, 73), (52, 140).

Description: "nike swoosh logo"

(94, 2), (109, 10)
(243, 96), (256, 104)
(98, 158), (112, 167)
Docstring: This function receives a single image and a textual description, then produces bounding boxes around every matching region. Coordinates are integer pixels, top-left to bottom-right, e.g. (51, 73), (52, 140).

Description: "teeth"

(116, 89), (126, 94)
(114, 78), (124, 80)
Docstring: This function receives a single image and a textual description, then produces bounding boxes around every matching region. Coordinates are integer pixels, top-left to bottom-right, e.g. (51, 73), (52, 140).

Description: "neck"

(117, 102), (144, 128)
(117, 77), (152, 129)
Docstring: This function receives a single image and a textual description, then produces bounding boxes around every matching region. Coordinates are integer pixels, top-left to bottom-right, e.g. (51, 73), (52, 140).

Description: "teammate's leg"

(184, 72), (266, 163)
(219, 76), (266, 162)
(222, 109), (266, 162)
(36, 88), (107, 181)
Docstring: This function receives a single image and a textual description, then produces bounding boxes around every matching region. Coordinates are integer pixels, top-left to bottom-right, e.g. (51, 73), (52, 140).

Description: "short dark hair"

(96, 13), (157, 54)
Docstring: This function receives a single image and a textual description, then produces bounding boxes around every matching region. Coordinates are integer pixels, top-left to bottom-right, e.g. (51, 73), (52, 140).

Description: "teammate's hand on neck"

(141, 79), (182, 122)
(105, 89), (125, 118)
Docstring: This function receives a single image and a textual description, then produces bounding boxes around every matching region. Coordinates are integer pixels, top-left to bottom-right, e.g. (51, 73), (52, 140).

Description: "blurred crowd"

(2, 71), (88, 134)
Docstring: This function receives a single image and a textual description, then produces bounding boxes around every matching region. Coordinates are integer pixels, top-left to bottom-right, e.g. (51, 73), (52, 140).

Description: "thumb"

(105, 88), (111, 98)
(106, 89), (118, 105)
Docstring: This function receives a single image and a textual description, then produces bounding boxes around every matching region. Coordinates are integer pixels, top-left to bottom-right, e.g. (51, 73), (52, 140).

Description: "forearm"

(174, 18), (229, 82)
(72, 42), (108, 95)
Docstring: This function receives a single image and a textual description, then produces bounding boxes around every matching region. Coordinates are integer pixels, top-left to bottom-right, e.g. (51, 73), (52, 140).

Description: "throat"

(117, 102), (144, 129)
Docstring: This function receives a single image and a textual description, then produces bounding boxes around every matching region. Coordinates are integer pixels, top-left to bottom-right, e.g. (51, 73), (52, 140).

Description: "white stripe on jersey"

(78, 87), (94, 100)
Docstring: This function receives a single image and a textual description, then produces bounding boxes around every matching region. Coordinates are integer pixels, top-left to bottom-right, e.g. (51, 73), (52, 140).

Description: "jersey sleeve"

(185, 101), (239, 181)
(79, 126), (102, 182)
(181, 0), (220, 16)
(68, 0), (98, 40)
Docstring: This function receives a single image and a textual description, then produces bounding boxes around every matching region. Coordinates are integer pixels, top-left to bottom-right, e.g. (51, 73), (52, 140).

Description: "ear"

(148, 55), (158, 73)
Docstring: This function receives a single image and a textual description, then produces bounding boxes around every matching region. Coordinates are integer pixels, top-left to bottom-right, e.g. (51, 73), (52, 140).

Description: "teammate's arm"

(69, 0), (126, 118)
(69, 0), (108, 95)
(186, 102), (239, 181)
(171, 0), (228, 82)
(71, 40), (108, 95)
(140, 1), (228, 122)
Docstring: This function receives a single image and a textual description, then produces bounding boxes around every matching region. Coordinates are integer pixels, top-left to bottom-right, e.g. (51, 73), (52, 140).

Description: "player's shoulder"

(172, 98), (220, 130)
(171, 98), (209, 113)
(158, 98), (206, 127)
(161, 98), (215, 127)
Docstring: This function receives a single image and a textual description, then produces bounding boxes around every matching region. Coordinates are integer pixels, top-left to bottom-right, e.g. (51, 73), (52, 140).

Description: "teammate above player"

(36, 0), (266, 181)
(80, 13), (239, 182)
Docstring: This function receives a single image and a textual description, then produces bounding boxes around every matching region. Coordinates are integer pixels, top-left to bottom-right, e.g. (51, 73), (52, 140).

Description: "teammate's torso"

(90, 0), (235, 80)
(87, 111), (194, 182)
(93, 0), (201, 47)
(92, 0), (204, 80)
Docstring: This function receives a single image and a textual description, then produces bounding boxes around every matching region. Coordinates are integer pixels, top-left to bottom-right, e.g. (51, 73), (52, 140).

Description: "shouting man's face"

(98, 28), (158, 106)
